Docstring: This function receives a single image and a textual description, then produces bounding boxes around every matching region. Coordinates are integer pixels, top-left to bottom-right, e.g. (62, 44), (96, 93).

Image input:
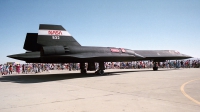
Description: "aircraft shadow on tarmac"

(0, 69), (179, 84)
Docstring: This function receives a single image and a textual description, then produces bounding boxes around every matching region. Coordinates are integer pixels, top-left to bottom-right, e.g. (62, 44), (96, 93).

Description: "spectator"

(9, 64), (13, 74)
(16, 64), (20, 74)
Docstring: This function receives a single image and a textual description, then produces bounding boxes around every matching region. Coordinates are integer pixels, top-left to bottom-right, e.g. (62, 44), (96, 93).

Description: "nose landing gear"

(153, 62), (158, 71)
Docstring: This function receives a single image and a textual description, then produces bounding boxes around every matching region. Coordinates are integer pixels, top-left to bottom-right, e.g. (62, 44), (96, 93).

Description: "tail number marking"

(52, 36), (60, 39)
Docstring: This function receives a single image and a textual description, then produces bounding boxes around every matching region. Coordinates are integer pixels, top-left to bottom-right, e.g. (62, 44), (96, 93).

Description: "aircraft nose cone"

(7, 55), (14, 58)
(185, 55), (193, 58)
(7, 54), (19, 59)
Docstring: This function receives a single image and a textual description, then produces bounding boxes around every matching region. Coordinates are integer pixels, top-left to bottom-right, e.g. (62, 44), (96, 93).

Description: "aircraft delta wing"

(8, 24), (192, 74)
(134, 50), (190, 61)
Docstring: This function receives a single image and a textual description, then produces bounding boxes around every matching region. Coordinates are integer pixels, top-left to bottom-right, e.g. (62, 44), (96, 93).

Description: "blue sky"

(0, 0), (200, 63)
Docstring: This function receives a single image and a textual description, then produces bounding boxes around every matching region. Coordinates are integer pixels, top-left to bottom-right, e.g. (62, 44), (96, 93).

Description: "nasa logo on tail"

(48, 30), (62, 35)
(38, 30), (71, 36)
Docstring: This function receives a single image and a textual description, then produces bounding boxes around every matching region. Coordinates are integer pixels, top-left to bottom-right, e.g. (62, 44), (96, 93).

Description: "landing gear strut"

(80, 63), (87, 74)
(153, 62), (158, 71)
(81, 69), (87, 74)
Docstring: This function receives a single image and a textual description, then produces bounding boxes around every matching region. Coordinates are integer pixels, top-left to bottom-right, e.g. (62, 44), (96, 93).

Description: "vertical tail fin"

(37, 24), (81, 46)
(23, 33), (41, 51)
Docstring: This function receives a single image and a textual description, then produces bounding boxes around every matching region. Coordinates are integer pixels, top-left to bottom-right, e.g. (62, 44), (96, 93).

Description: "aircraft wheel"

(95, 69), (104, 75)
(98, 69), (104, 75)
(153, 67), (158, 71)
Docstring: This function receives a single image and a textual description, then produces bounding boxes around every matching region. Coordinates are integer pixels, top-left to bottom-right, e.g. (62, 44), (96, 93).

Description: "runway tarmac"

(0, 68), (200, 112)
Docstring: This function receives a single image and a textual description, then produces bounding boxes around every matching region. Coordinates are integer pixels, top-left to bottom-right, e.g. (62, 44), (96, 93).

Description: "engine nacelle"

(41, 46), (65, 56)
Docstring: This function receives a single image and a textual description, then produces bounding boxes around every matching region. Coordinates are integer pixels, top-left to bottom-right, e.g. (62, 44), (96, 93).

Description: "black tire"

(98, 69), (104, 75)
(153, 67), (158, 71)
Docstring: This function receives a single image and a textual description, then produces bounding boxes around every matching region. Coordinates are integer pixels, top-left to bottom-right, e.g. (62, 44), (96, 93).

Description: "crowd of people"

(0, 60), (199, 75)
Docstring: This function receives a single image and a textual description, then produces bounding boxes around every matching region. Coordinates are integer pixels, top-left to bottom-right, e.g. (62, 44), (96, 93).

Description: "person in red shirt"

(9, 64), (13, 74)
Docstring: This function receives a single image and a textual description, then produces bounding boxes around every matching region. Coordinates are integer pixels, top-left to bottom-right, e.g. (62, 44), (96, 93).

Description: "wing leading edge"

(134, 50), (192, 61)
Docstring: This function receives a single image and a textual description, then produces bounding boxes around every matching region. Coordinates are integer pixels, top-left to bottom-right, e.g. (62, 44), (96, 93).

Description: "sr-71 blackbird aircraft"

(8, 24), (192, 75)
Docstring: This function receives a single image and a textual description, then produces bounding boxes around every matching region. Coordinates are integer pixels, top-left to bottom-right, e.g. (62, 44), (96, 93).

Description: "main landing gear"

(81, 69), (87, 74)
(80, 62), (106, 75)
(95, 69), (104, 75)
(95, 62), (105, 75)
(80, 63), (87, 74)
(153, 62), (158, 71)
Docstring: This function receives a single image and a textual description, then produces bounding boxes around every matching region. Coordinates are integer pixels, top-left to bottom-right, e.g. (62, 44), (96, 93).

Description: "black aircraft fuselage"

(7, 24), (192, 74)
(40, 46), (143, 63)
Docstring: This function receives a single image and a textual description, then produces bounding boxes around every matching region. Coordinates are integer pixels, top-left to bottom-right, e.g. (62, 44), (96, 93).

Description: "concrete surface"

(0, 68), (200, 112)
